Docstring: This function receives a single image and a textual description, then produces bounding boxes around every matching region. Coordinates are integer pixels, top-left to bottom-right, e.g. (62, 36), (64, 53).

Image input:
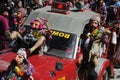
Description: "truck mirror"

(55, 62), (63, 71)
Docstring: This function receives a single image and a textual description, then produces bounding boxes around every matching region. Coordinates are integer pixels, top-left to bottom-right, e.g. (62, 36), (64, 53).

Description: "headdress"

(17, 48), (27, 59)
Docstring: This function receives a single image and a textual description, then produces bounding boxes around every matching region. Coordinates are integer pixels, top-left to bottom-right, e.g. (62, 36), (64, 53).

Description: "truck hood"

(0, 52), (75, 79)
(29, 54), (74, 79)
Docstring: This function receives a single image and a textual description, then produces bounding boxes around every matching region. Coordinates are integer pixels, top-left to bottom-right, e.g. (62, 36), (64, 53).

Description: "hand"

(47, 30), (52, 39)
(47, 29), (51, 33)
(87, 33), (91, 38)
(10, 31), (22, 40)
(10, 31), (18, 39)
(20, 67), (26, 73)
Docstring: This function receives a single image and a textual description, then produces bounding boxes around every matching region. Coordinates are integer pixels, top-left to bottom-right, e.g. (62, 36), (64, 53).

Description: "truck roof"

(24, 6), (99, 36)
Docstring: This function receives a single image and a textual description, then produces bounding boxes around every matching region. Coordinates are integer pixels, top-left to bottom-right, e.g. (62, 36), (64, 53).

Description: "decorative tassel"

(112, 32), (117, 44)
(15, 66), (24, 76)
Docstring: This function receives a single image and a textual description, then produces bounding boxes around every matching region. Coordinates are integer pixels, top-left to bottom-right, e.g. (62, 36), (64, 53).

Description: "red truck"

(0, 2), (116, 80)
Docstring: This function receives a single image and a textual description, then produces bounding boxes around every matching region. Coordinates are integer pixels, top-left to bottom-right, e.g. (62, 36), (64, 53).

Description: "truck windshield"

(44, 30), (77, 59)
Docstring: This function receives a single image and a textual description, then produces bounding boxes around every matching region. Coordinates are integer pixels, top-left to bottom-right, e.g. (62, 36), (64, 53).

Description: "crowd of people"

(0, 0), (53, 51)
(0, 0), (120, 80)
(0, 0), (120, 51)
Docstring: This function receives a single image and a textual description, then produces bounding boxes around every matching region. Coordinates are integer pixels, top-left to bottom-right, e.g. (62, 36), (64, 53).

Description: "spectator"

(89, 0), (96, 11)
(98, 0), (107, 25)
(114, 0), (120, 7)
(106, 5), (116, 22)
(112, 21), (120, 66)
(12, 0), (27, 17)
(110, 21), (120, 60)
(113, 0), (120, 20)
(7, 0), (27, 32)
(105, 0), (115, 7)
(95, 0), (100, 11)
(13, 10), (27, 31)
(32, 0), (43, 10)
(0, 12), (11, 50)
(0, 48), (34, 80)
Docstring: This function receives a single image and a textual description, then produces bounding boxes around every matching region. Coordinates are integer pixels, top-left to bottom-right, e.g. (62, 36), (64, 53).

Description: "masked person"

(80, 16), (103, 62)
(13, 1), (27, 32)
(24, 18), (52, 54)
(13, 9), (27, 33)
(0, 48), (34, 80)
(81, 16), (102, 50)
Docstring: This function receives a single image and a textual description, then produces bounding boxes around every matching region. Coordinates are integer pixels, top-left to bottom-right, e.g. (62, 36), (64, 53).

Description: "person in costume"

(0, 48), (34, 80)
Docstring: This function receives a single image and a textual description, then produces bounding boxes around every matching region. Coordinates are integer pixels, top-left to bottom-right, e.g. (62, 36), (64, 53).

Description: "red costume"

(0, 15), (10, 50)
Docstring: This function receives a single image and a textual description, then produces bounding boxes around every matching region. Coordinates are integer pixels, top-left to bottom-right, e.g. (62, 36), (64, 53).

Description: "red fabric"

(0, 15), (10, 50)
(0, 15), (10, 35)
